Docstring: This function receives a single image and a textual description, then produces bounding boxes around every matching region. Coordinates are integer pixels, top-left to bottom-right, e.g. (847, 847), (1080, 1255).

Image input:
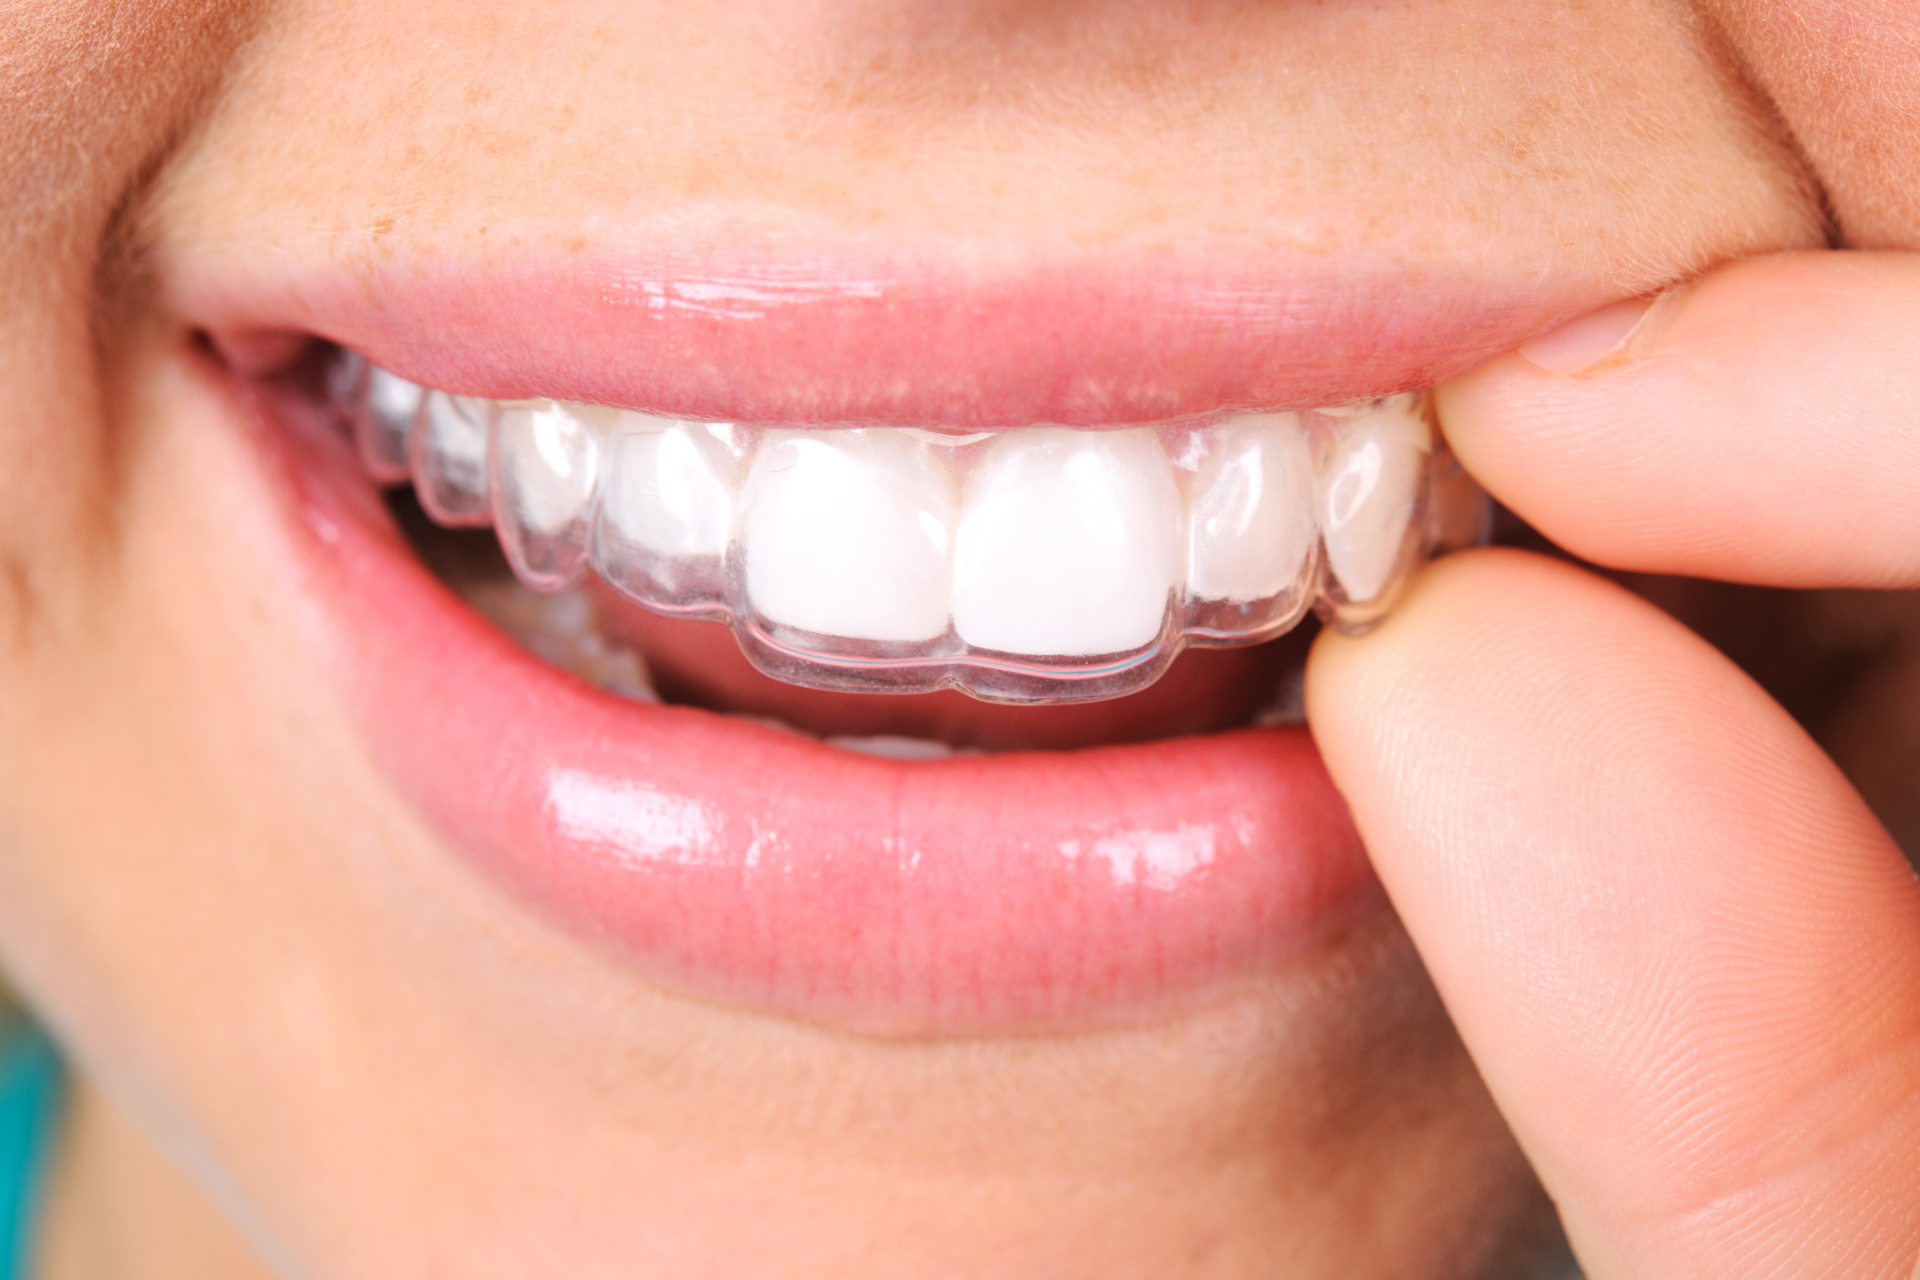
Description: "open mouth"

(189, 250), (1533, 1039)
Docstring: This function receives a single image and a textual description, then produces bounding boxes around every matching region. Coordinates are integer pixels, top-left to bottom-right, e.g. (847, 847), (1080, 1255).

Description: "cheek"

(0, 320), (365, 1101)
(1696, 0), (1920, 246)
(1, 0), (274, 803)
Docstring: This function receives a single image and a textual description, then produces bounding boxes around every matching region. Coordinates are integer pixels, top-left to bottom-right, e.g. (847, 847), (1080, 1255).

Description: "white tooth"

(496, 401), (609, 533)
(1318, 400), (1431, 603)
(325, 354), (419, 483)
(740, 430), (955, 643)
(491, 400), (609, 589)
(1185, 413), (1315, 603)
(593, 415), (740, 609)
(409, 390), (493, 526)
(952, 428), (1181, 656)
(600, 416), (738, 559)
(361, 366), (424, 481)
(824, 734), (962, 760)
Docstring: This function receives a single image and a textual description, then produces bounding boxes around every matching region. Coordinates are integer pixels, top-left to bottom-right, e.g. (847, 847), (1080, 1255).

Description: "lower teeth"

(458, 580), (660, 704)
(331, 350), (1486, 704)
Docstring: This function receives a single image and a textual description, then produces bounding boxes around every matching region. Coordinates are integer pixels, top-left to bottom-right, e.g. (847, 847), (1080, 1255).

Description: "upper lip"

(175, 233), (1628, 427)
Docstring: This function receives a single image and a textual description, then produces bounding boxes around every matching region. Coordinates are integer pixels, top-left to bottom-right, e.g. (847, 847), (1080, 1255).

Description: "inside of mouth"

(303, 340), (1485, 748)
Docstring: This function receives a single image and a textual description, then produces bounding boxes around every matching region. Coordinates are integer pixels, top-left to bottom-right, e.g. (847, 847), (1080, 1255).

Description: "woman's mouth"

(188, 248), (1548, 1040)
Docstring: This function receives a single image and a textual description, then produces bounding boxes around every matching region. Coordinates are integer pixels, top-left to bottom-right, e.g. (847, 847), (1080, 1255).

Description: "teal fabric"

(0, 1022), (61, 1280)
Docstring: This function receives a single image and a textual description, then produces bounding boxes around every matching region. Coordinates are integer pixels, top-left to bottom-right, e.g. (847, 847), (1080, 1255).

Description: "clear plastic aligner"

(490, 400), (610, 589)
(328, 353), (1487, 703)
(326, 351), (422, 483)
(410, 390), (493, 527)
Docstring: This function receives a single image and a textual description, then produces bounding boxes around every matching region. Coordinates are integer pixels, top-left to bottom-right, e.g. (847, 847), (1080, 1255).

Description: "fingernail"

(1517, 296), (1655, 375)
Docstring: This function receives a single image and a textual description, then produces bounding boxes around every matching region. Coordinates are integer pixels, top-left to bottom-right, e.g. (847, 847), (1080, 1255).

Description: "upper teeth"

(744, 429), (959, 644)
(329, 352), (1458, 703)
(952, 428), (1184, 657)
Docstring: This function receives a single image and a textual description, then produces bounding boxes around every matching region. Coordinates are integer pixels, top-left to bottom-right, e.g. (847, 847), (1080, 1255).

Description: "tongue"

(589, 579), (1314, 752)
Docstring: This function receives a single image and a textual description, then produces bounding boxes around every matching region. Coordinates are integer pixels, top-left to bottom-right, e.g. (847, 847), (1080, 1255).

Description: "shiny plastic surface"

(328, 354), (1486, 703)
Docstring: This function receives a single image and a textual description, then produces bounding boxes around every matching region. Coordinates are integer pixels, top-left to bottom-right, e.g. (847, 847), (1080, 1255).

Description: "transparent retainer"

(325, 350), (1489, 704)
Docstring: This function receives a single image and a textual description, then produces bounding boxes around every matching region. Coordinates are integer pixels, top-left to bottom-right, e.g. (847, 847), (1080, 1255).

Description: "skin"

(1, 0), (1916, 1276)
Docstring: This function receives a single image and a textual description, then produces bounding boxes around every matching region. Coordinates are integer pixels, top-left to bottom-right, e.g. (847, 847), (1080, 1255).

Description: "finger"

(1435, 250), (1920, 589)
(1307, 549), (1920, 1279)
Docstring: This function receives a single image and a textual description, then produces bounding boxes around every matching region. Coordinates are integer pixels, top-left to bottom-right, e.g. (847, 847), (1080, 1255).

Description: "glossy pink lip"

(248, 376), (1382, 1036)
(182, 242), (1600, 426)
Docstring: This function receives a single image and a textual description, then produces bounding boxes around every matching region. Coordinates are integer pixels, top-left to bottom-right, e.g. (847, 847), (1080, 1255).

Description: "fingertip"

(1306, 548), (1569, 817)
(1307, 547), (1559, 714)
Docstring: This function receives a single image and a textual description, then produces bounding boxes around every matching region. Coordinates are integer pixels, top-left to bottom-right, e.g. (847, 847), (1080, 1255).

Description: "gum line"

(325, 351), (1485, 703)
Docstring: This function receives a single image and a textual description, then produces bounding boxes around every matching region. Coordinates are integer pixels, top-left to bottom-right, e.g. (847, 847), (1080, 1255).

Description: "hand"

(1307, 246), (1920, 1276)
(1308, 5), (1920, 1267)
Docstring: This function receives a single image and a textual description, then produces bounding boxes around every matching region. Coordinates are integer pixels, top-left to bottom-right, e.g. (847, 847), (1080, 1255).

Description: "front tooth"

(952, 428), (1182, 656)
(740, 430), (955, 643)
(1318, 400), (1431, 603)
(490, 400), (610, 590)
(1185, 413), (1316, 603)
(409, 390), (493, 526)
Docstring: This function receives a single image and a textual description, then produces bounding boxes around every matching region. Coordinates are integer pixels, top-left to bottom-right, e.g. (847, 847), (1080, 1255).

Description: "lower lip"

(252, 366), (1383, 1036)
